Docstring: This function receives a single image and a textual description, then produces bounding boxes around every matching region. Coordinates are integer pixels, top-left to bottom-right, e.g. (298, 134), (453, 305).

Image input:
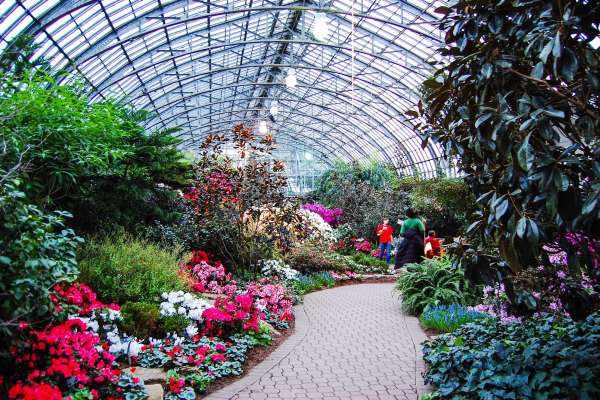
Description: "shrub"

(351, 252), (387, 269)
(119, 302), (161, 339)
(419, 304), (488, 333)
(158, 315), (190, 336)
(78, 232), (187, 304)
(284, 243), (344, 273)
(395, 257), (480, 315)
(423, 313), (600, 399)
(0, 182), (83, 340)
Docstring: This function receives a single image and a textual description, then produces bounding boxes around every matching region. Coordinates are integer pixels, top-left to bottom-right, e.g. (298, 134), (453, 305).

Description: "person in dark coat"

(395, 227), (424, 268)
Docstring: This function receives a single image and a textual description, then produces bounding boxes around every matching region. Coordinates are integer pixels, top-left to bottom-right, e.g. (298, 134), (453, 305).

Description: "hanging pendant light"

(259, 120), (268, 134)
(270, 100), (279, 116)
(285, 69), (297, 88)
(312, 12), (330, 41)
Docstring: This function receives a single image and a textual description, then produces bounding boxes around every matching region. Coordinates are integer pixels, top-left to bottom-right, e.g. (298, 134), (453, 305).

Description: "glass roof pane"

(0, 0), (449, 175)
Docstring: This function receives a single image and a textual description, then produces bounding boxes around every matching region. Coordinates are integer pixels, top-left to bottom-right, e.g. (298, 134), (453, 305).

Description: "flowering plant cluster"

(202, 294), (262, 337)
(50, 282), (120, 316)
(183, 171), (239, 214)
(298, 208), (336, 243)
(246, 279), (295, 321)
(353, 238), (372, 253)
(328, 271), (358, 281)
(159, 291), (213, 322)
(260, 259), (299, 280)
(8, 319), (146, 400)
(301, 203), (344, 227)
(183, 251), (237, 296)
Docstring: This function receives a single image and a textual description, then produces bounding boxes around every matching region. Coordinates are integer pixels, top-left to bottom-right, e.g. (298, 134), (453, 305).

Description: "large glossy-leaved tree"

(414, 0), (600, 316)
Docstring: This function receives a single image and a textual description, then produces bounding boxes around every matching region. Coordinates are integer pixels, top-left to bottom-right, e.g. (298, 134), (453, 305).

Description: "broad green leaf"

(552, 32), (561, 58)
(560, 48), (579, 82)
(531, 62), (544, 79)
(516, 217), (528, 238)
(517, 135), (534, 171)
(539, 40), (553, 63)
(495, 199), (509, 221)
(475, 113), (493, 128)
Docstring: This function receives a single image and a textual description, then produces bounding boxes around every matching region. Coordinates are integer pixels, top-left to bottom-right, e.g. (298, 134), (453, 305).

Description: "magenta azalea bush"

(302, 203), (343, 227)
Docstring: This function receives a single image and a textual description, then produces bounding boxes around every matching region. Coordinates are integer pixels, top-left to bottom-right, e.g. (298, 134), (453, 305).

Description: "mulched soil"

(203, 320), (296, 396)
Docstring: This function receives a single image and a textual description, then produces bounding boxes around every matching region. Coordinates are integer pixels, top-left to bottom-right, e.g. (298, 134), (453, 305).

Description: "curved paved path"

(207, 283), (429, 400)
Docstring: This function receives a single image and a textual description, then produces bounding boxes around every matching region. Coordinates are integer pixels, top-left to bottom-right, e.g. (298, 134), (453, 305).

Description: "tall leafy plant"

(0, 70), (191, 231)
(0, 181), (82, 340)
(395, 257), (480, 315)
(413, 0), (600, 317)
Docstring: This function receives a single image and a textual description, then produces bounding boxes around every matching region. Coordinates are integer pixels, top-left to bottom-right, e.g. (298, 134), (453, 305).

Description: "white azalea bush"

(260, 259), (299, 280)
(298, 208), (335, 244)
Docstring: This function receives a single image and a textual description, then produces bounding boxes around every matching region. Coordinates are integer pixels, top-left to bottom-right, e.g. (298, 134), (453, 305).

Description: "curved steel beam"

(56, 5), (442, 68)
(170, 107), (380, 161)
(91, 38), (425, 97)
(137, 77), (418, 165)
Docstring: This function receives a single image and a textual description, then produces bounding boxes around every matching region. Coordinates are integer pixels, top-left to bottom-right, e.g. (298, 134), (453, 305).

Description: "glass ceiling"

(0, 0), (449, 178)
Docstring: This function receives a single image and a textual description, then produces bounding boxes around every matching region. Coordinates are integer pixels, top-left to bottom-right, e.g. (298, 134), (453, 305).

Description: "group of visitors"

(375, 209), (441, 269)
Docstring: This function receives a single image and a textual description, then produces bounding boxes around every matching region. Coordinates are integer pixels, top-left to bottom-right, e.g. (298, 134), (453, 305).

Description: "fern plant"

(395, 256), (480, 315)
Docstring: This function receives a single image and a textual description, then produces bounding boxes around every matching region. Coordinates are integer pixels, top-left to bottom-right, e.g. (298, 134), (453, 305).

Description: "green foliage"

(415, 1), (600, 316)
(314, 159), (400, 204)
(0, 69), (191, 232)
(419, 304), (488, 333)
(403, 178), (476, 234)
(422, 313), (600, 399)
(292, 272), (336, 295)
(284, 243), (345, 273)
(119, 302), (161, 339)
(158, 315), (190, 336)
(78, 231), (187, 304)
(0, 181), (83, 339)
(395, 257), (480, 315)
(350, 252), (388, 269)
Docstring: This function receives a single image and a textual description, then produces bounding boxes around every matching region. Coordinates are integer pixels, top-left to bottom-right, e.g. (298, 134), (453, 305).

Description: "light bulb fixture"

(312, 12), (330, 41)
(270, 100), (279, 116)
(304, 151), (313, 161)
(259, 120), (268, 134)
(285, 69), (297, 88)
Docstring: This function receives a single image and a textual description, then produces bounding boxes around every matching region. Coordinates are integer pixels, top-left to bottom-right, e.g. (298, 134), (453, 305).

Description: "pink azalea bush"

(302, 203), (344, 227)
(245, 280), (294, 321)
(353, 238), (372, 253)
(183, 251), (238, 296)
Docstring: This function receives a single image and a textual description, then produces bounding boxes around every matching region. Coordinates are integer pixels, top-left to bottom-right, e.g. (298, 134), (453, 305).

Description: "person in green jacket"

(400, 208), (425, 235)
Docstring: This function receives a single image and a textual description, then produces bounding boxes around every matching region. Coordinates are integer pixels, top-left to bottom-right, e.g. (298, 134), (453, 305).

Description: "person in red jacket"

(424, 230), (442, 258)
(376, 218), (394, 263)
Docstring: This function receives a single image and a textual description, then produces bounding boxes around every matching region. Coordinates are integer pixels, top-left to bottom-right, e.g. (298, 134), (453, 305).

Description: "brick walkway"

(206, 283), (429, 400)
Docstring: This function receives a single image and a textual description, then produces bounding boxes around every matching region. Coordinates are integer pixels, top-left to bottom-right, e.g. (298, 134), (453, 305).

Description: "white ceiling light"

(285, 69), (297, 88)
(304, 151), (314, 161)
(270, 100), (279, 116)
(312, 13), (330, 41)
(259, 120), (268, 134)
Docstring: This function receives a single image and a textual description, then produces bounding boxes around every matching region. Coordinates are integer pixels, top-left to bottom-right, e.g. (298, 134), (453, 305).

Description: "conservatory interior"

(0, 0), (598, 399)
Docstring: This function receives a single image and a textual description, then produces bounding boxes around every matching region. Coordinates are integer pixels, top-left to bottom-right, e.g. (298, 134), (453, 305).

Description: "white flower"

(185, 324), (198, 338)
(177, 306), (186, 315)
(127, 340), (143, 357)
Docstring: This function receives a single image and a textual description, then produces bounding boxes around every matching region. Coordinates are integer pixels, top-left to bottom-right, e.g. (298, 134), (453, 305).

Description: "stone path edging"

(205, 282), (431, 400)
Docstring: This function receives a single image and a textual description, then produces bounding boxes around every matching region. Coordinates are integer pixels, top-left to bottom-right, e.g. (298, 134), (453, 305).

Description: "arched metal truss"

(0, 0), (448, 179)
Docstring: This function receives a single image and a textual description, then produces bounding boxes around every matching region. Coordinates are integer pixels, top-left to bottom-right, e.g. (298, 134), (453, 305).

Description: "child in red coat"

(424, 230), (442, 258)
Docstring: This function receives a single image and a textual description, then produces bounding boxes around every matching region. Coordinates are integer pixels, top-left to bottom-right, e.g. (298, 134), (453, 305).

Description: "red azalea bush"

(7, 319), (142, 400)
(50, 282), (120, 315)
(183, 251), (238, 296)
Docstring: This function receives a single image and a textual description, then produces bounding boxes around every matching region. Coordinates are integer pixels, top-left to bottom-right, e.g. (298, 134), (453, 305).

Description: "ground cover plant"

(395, 256), (480, 315)
(419, 304), (488, 333)
(422, 313), (600, 399)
